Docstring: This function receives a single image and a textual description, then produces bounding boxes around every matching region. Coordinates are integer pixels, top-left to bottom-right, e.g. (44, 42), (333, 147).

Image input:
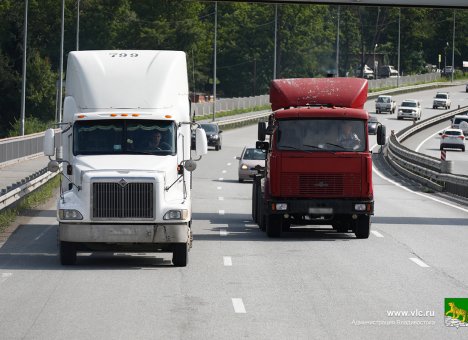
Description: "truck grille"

(280, 173), (361, 197)
(92, 182), (154, 219)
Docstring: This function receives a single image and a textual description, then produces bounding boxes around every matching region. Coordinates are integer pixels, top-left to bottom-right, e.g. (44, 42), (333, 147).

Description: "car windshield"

(276, 119), (366, 152)
(454, 118), (468, 125)
(377, 97), (390, 103)
(243, 148), (266, 160)
(201, 124), (218, 133)
(402, 101), (417, 107)
(436, 94), (448, 99)
(73, 119), (176, 156)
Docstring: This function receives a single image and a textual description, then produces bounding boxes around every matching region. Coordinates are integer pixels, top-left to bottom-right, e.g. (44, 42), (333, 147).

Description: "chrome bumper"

(59, 223), (190, 243)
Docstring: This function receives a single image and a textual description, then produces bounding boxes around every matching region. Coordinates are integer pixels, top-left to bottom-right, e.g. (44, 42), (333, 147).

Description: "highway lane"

(1, 95), (468, 339)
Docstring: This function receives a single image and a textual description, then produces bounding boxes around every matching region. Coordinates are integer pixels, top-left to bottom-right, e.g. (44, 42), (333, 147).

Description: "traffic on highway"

(0, 82), (467, 338)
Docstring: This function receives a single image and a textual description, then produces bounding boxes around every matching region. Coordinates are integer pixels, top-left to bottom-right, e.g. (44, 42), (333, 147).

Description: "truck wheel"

(266, 215), (282, 238)
(173, 243), (188, 267)
(354, 216), (371, 239)
(60, 241), (77, 265)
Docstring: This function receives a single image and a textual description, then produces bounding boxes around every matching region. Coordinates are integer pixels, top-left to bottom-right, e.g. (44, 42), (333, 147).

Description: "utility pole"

(76, 0), (80, 51)
(273, 4), (277, 80)
(397, 8), (401, 87)
(20, 0), (28, 136)
(335, 5), (340, 77)
(212, 2), (217, 122)
(58, 0), (65, 124)
(451, 9), (455, 83)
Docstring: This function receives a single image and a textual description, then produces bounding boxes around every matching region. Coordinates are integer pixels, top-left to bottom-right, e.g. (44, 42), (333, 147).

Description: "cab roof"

(270, 77), (368, 111)
(274, 106), (369, 120)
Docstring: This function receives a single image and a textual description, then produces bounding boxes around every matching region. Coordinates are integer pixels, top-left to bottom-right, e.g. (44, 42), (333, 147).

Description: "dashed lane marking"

(371, 230), (384, 238)
(220, 229), (228, 236)
(223, 256), (232, 266)
(410, 257), (430, 268)
(219, 210), (225, 215)
(232, 298), (246, 313)
(218, 197), (224, 201)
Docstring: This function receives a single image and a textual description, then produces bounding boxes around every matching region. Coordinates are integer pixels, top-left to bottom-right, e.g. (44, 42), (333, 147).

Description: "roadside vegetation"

(0, 175), (60, 234)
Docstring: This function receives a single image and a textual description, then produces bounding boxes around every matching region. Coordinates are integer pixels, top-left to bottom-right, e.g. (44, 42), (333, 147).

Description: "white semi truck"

(44, 50), (208, 266)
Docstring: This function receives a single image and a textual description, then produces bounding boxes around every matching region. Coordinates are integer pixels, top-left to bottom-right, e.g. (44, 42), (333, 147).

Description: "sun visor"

(270, 78), (368, 111)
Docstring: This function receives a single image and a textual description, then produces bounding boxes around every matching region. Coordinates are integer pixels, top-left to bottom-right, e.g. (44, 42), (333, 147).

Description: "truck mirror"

(377, 124), (386, 145)
(183, 159), (197, 172)
(195, 127), (208, 157)
(47, 160), (60, 173)
(256, 141), (269, 151)
(258, 122), (266, 141)
(44, 128), (56, 156)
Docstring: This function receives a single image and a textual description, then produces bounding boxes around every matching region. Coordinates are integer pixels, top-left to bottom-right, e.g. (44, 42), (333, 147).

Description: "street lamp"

(373, 44), (378, 80)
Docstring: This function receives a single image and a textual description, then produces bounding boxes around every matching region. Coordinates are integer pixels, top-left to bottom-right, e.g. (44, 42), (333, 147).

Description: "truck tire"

(259, 213), (266, 232)
(266, 215), (282, 238)
(354, 215), (370, 239)
(60, 241), (77, 265)
(173, 243), (188, 267)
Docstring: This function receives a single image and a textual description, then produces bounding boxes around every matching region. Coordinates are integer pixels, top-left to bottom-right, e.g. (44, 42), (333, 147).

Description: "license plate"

(309, 207), (333, 214)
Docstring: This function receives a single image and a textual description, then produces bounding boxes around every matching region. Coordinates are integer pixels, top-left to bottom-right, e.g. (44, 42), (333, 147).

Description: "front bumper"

(59, 223), (190, 243)
(267, 198), (374, 216)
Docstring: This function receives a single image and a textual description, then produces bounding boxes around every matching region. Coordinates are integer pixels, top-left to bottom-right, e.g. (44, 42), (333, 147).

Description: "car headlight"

(241, 164), (248, 170)
(163, 209), (188, 220)
(59, 209), (83, 220)
(211, 134), (219, 139)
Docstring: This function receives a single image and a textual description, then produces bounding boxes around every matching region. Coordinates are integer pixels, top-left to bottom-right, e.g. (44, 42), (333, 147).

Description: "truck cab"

(252, 78), (386, 238)
(44, 50), (208, 266)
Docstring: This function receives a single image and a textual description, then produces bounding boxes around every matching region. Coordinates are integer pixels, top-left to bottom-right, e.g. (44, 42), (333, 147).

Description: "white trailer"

(44, 50), (207, 266)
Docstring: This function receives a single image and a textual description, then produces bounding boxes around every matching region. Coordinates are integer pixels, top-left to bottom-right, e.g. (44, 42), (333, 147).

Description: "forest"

(0, 0), (467, 136)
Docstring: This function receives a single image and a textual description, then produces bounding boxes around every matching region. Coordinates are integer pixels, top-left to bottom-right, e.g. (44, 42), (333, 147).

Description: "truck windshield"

(73, 119), (176, 156)
(276, 119), (366, 152)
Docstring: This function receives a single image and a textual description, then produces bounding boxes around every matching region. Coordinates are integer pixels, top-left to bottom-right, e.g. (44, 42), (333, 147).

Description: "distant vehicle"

(397, 99), (422, 120)
(375, 95), (396, 114)
(442, 66), (454, 76)
(432, 92), (451, 109)
(439, 128), (465, 152)
(451, 115), (468, 136)
(236, 147), (266, 182)
(378, 65), (399, 78)
(354, 64), (374, 80)
(194, 123), (223, 151)
(367, 116), (379, 135)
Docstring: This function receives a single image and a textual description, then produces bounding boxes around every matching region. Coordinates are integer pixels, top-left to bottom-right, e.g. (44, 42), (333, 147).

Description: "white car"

(432, 92), (451, 109)
(439, 128), (465, 151)
(375, 95), (396, 114)
(397, 99), (422, 120)
(451, 115), (468, 135)
(236, 147), (266, 182)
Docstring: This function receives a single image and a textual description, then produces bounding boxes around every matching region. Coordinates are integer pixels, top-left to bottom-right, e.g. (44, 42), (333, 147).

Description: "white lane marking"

(223, 256), (232, 266)
(217, 186), (222, 190)
(222, 170), (227, 174)
(242, 220), (252, 223)
(0, 273), (12, 284)
(410, 257), (430, 268)
(371, 144), (468, 214)
(220, 228), (228, 236)
(415, 127), (448, 152)
(218, 197), (224, 201)
(244, 224), (257, 227)
(227, 163), (232, 166)
(232, 298), (246, 313)
(34, 225), (53, 241)
(219, 210), (225, 215)
(371, 230), (384, 238)
(219, 177), (224, 181)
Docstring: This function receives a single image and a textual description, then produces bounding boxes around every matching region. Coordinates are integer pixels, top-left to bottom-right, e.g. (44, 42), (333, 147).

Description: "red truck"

(252, 78), (386, 238)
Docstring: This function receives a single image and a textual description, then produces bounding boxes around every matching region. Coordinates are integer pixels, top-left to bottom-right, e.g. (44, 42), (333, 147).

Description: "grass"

(0, 175), (60, 233)
(194, 104), (270, 122)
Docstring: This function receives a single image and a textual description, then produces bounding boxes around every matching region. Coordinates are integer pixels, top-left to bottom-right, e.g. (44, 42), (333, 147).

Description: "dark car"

(192, 123), (222, 151)
(368, 117), (379, 135)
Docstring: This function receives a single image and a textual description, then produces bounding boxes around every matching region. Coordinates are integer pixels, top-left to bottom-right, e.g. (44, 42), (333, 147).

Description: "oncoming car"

(236, 147), (266, 182)
(397, 99), (422, 120)
(191, 123), (223, 151)
(439, 128), (465, 151)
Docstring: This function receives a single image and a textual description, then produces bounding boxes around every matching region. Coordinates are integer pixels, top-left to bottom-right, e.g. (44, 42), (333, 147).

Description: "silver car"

(236, 147), (266, 182)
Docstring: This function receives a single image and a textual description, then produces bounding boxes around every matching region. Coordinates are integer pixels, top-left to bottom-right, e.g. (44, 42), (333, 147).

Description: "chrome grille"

(92, 182), (154, 219)
(280, 173), (361, 197)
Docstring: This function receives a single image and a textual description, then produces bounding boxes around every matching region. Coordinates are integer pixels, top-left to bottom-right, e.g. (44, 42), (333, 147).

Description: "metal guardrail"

(217, 111), (271, 130)
(386, 106), (468, 198)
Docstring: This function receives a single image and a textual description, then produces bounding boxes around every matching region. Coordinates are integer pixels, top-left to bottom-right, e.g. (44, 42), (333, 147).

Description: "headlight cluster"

(241, 164), (248, 170)
(163, 209), (189, 220)
(59, 209), (83, 220)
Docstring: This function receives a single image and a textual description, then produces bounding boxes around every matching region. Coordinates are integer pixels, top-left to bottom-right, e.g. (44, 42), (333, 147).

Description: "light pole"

(451, 9), (455, 83)
(335, 5), (340, 77)
(444, 41), (448, 73)
(273, 4), (277, 80)
(212, 2), (217, 122)
(58, 0), (65, 124)
(373, 44), (378, 80)
(20, 0), (28, 136)
(76, 0), (80, 51)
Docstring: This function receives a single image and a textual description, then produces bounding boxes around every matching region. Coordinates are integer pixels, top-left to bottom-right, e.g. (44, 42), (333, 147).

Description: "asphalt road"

(1, 87), (468, 339)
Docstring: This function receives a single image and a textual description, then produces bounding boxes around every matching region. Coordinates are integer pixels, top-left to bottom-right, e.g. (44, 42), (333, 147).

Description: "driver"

(337, 121), (361, 150)
(147, 130), (171, 151)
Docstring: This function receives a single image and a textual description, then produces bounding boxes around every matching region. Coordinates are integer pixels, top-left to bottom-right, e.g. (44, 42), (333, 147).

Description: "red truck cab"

(252, 78), (386, 238)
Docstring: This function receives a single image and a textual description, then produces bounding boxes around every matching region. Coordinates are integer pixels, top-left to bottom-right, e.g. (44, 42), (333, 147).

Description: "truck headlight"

(274, 203), (288, 211)
(354, 204), (366, 211)
(164, 209), (189, 220)
(59, 209), (83, 220)
(241, 164), (248, 170)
